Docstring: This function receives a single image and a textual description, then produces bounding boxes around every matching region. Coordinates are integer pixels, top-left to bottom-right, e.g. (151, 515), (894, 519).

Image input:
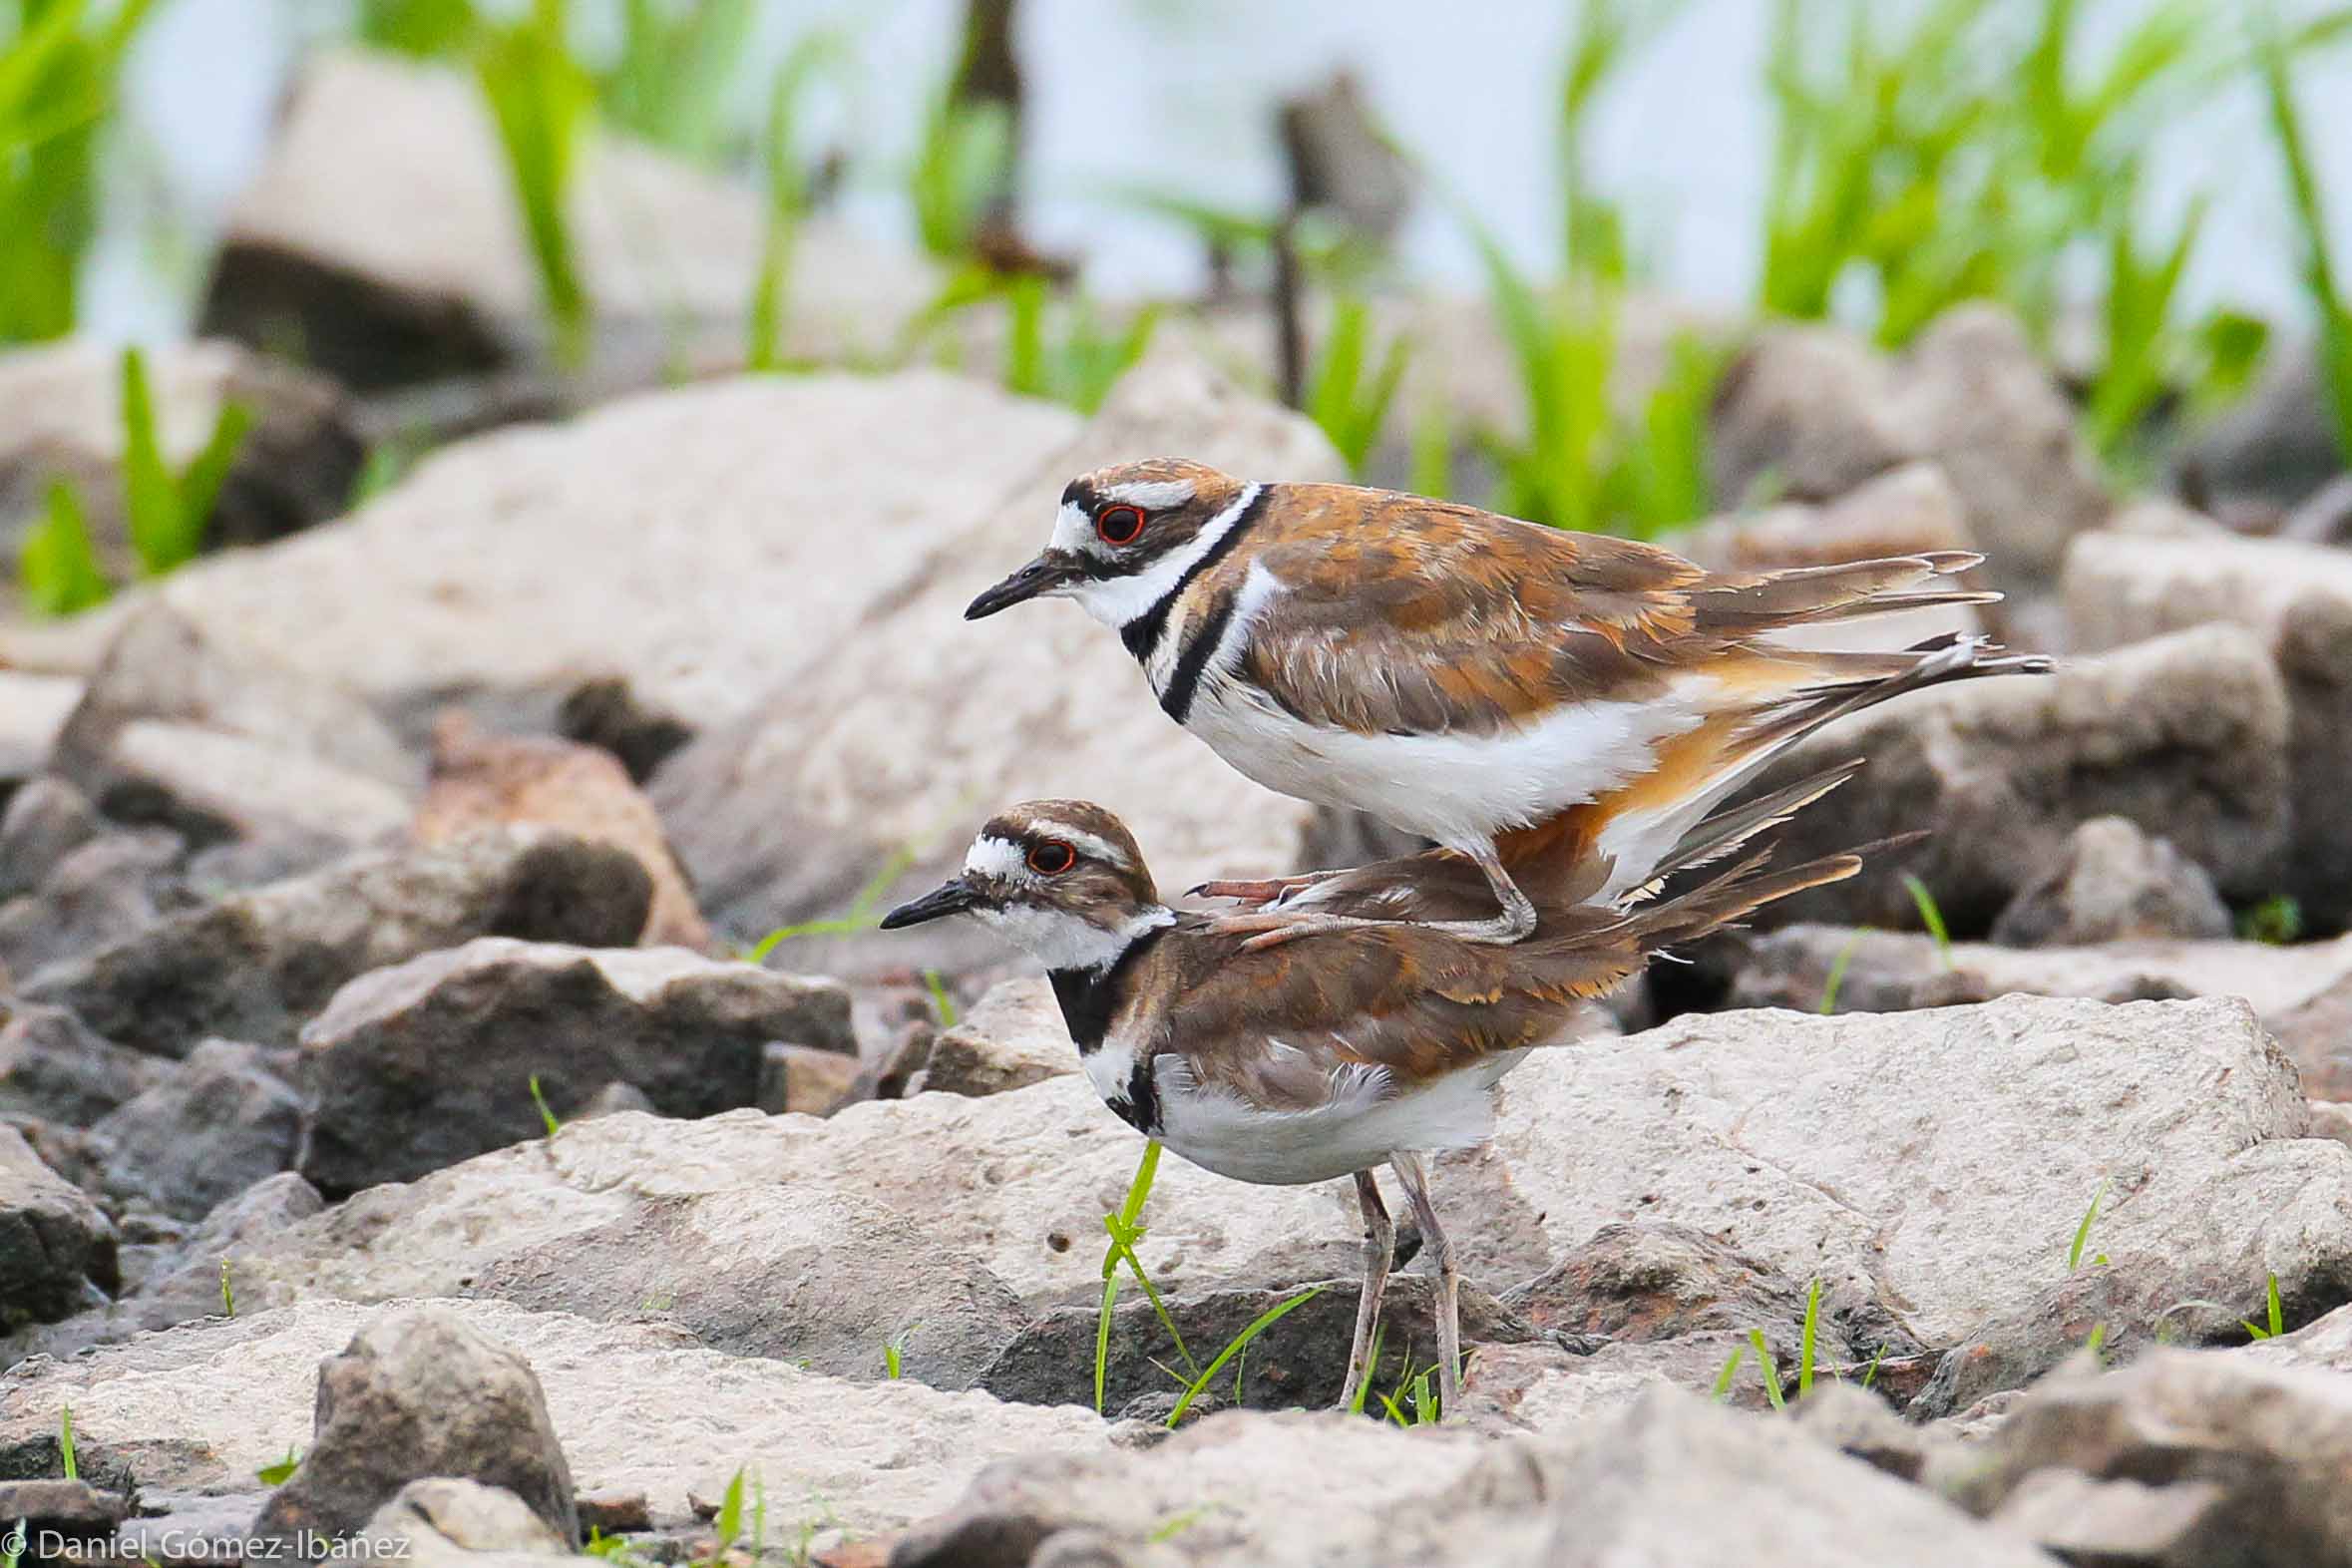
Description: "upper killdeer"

(879, 769), (1864, 1417)
(965, 459), (2050, 946)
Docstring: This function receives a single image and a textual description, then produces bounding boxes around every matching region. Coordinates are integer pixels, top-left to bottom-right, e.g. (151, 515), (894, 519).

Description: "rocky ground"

(9, 46), (2352, 1568)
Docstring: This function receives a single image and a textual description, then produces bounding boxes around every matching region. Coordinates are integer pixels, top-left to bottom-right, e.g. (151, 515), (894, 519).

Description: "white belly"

(1140, 1050), (1532, 1187)
(1186, 670), (1704, 849)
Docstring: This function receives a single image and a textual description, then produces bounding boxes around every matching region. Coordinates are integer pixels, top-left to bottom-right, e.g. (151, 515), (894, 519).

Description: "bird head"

(882, 800), (1172, 972)
(965, 458), (1254, 627)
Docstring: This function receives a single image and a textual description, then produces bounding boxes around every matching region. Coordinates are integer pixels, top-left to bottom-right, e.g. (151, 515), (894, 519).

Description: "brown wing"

(1230, 486), (1709, 735)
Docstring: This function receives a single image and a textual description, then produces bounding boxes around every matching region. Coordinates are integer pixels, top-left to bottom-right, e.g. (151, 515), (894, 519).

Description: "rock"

(252, 1305), (579, 1545)
(0, 338), (362, 588)
(913, 979), (1076, 1097)
(0, 999), (171, 1125)
(1460, 1332), (1791, 1428)
(2177, 338), (2345, 512)
(1790, 1381), (1937, 1483)
(1712, 305), (2110, 584)
(0, 776), (100, 901)
(364, 1478), (572, 1567)
(1498, 1223), (1823, 1350)
(1729, 927), (2352, 1030)
(1742, 625), (2290, 931)
(23, 828), (652, 1055)
(0, 672), (81, 789)
(2067, 528), (2352, 929)
(91, 1038), (302, 1221)
(413, 713), (706, 949)
(51, 600), (418, 846)
(1488, 996), (2352, 1368)
(978, 1274), (1539, 1416)
(2282, 473), (2352, 547)
(760, 1041), (860, 1116)
(1988, 815), (2232, 945)
(473, 1185), (1029, 1390)
(556, 676), (693, 785)
(2273, 974), (2352, 1101)
(0, 827), (189, 980)
(0, 1298), (1103, 1538)
(0, 1122), (118, 1324)
(652, 346), (1341, 965)
(575, 1081), (655, 1120)
(0, 1478), (133, 1540)
(198, 51), (938, 389)
(897, 1387), (2054, 1568)
(295, 938), (847, 1194)
(158, 373), (1073, 733)
(1940, 1349), (2352, 1565)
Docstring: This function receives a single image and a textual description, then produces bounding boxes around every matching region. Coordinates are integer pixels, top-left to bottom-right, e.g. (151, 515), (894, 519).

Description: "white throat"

(973, 902), (1174, 973)
(1066, 483), (1262, 630)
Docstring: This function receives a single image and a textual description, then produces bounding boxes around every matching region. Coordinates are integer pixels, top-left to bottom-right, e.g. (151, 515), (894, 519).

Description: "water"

(87, 0), (2352, 340)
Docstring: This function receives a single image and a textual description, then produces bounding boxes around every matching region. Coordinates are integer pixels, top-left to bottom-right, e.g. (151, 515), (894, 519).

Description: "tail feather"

(1693, 552), (1988, 637)
(1618, 844), (1865, 950)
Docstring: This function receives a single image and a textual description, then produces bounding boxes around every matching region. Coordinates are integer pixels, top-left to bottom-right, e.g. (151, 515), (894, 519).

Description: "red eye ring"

(1028, 840), (1077, 876)
(1096, 505), (1147, 546)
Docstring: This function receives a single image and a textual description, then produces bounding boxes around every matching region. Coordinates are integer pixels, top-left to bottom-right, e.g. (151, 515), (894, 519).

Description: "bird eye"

(1096, 505), (1146, 546)
(1027, 840), (1077, 876)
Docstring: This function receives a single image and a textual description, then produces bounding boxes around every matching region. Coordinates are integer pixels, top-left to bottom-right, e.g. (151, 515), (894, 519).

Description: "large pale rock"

(2066, 528), (2352, 928)
(296, 938), (848, 1193)
(1744, 624), (2290, 931)
(1712, 305), (2110, 583)
(652, 347), (1343, 963)
(1488, 996), (2352, 1354)
(156, 372), (1074, 729)
(0, 1122), (118, 1324)
(197, 51), (939, 388)
(0, 1298), (1105, 1539)
(1941, 1350), (2352, 1565)
(51, 600), (418, 850)
(0, 338), (362, 587)
(896, 1388), (2055, 1567)
(252, 1306), (578, 1545)
(23, 829), (651, 1054)
(363, 1480), (571, 1568)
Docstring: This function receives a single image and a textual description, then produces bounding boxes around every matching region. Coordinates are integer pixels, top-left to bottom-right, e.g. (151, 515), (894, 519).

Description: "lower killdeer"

(880, 769), (1864, 1418)
(965, 459), (2050, 947)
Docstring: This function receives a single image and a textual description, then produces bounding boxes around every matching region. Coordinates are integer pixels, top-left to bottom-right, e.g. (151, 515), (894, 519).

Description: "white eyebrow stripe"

(1028, 821), (1129, 868)
(1100, 479), (1197, 511)
(964, 836), (1028, 880)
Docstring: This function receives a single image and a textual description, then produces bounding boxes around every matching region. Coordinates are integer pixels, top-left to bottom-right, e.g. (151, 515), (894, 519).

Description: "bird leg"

(1410, 841), (1538, 946)
(1188, 870), (1345, 909)
(1340, 1169), (1394, 1413)
(1391, 1150), (1462, 1422)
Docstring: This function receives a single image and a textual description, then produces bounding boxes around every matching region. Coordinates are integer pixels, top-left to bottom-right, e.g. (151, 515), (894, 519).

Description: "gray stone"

(0, 673), (81, 790)
(1939, 1349), (2352, 1565)
(1990, 815), (2232, 946)
(23, 828), (652, 1055)
(2282, 473), (2352, 547)
(0, 337), (362, 589)
(1498, 1222), (1825, 1350)
(0, 827), (189, 980)
(1743, 625), (2290, 931)
(91, 1038), (302, 1220)
(2067, 528), (2352, 929)
(295, 939), (847, 1194)
(0, 1122), (117, 1325)
(556, 676), (693, 785)
(575, 1081), (655, 1120)
(0, 1478), (133, 1538)
(2274, 973), (2352, 1103)
(0, 1298), (1103, 1539)
(1712, 304), (2109, 585)
(1730, 927), (2352, 1030)
(1790, 1380), (1937, 1483)
(652, 346), (1341, 967)
(52, 599), (417, 845)
(914, 978), (1076, 1098)
(470, 1185), (1029, 1390)
(252, 1306), (579, 1545)
(0, 999), (170, 1125)
(2176, 337), (2344, 512)
(0, 776), (99, 901)
(198, 51), (939, 388)
(759, 1041), (860, 1116)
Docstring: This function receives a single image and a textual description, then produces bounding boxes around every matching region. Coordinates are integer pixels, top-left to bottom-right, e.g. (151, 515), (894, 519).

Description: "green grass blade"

(1711, 1342), (1746, 1402)
(1817, 930), (1865, 1014)
(1165, 1286), (1326, 1427)
(2069, 1179), (2110, 1270)
(59, 1404), (76, 1481)
(1899, 874), (1952, 968)
(118, 345), (182, 577)
(529, 1073), (562, 1138)
(478, 4), (594, 369)
(2254, 3), (2352, 464)
(1797, 1279), (1820, 1398)
(1747, 1329), (1785, 1409)
(19, 479), (111, 615)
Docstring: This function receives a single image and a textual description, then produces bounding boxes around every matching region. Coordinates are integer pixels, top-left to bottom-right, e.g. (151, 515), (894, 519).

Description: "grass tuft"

(1165, 1286), (1325, 1427)
(256, 1444), (300, 1486)
(478, 0), (594, 369)
(2242, 1272), (2287, 1340)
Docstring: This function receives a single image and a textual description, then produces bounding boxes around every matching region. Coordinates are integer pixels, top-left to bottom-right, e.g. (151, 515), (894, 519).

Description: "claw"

(1191, 878), (1299, 907)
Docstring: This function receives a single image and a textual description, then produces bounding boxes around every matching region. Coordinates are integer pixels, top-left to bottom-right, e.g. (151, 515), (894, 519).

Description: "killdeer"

(965, 459), (2050, 947)
(879, 770), (1863, 1418)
